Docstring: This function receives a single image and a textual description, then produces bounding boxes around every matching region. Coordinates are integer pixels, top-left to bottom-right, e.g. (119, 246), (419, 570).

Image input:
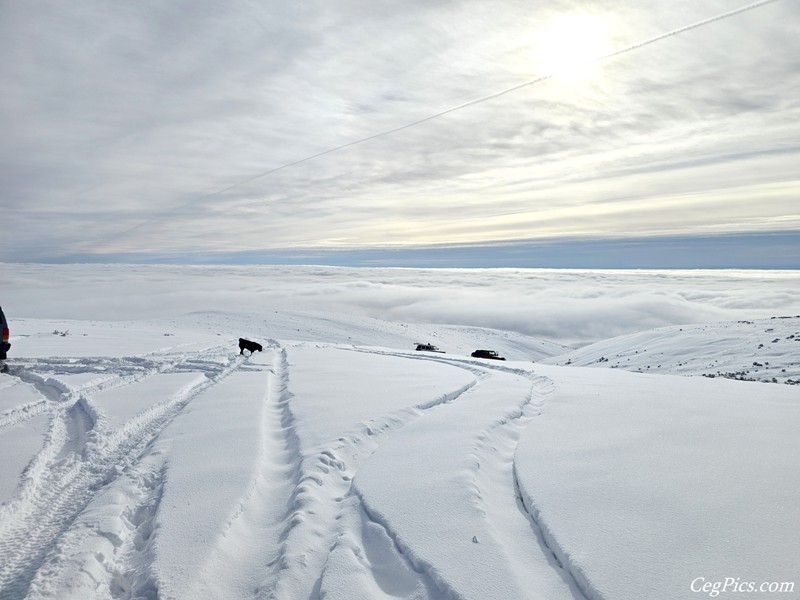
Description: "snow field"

(0, 305), (798, 600)
(515, 366), (800, 600)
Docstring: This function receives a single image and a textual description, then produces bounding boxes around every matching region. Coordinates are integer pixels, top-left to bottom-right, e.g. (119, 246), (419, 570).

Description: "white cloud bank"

(2, 263), (798, 346)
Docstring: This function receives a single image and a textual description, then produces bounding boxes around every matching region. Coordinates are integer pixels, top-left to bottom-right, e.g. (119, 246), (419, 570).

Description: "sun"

(534, 14), (613, 84)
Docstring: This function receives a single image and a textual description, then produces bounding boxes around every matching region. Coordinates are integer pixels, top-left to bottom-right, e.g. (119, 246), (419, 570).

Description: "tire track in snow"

(1, 350), (211, 431)
(23, 454), (169, 600)
(178, 343), (305, 600)
(435, 357), (588, 599)
(22, 346), (252, 599)
(408, 354), (589, 599)
(0, 369), (68, 431)
(347, 350), (586, 600)
(2, 347), (232, 509)
(264, 345), (479, 600)
(0, 400), (50, 431)
(0, 347), (245, 600)
(347, 366), (532, 600)
(471, 375), (587, 600)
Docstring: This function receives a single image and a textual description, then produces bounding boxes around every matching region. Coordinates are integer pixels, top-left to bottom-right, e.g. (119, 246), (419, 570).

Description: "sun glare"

(535, 14), (612, 84)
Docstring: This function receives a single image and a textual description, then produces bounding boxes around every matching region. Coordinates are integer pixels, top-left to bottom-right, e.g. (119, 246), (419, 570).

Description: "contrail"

(599, 0), (781, 60)
(105, 0), (781, 245)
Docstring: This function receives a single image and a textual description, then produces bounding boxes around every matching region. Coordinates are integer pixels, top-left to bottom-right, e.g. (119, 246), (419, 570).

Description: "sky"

(1, 0), (798, 267)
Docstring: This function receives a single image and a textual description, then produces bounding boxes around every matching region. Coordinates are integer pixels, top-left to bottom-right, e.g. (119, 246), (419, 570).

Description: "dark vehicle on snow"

(471, 349), (505, 361)
(1, 306), (9, 371)
(415, 343), (444, 353)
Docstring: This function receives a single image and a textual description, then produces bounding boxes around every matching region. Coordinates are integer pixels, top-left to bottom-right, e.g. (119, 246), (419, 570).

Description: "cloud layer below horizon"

(1, 0), (798, 263)
(4, 263), (799, 346)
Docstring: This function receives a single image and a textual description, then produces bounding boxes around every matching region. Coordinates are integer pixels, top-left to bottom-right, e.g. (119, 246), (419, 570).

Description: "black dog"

(239, 338), (263, 355)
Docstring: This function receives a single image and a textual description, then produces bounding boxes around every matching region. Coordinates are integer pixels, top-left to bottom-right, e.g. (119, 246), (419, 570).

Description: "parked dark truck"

(1, 306), (9, 370)
(471, 349), (505, 361)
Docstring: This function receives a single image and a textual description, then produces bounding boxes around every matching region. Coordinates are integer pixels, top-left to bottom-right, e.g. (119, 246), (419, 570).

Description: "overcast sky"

(1, 0), (798, 266)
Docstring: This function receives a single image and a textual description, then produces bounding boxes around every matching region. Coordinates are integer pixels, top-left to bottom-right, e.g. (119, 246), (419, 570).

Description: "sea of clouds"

(2, 263), (798, 346)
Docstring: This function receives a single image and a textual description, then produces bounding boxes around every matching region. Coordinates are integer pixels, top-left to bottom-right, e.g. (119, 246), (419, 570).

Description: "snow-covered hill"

(544, 315), (800, 384)
(1, 266), (799, 600)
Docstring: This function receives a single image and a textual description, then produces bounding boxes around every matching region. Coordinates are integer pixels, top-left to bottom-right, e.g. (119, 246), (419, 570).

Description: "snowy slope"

(1, 318), (583, 600)
(1, 267), (799, 600)
(515, 366), (800, 600)
(175, 308), (569, 361)
(543, 315), (800, 384)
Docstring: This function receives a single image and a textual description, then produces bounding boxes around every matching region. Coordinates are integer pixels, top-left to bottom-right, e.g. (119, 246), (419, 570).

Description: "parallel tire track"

(263, 346), (481, 600)
(349, 348), (587, 600)
(0, 348), (244, 600)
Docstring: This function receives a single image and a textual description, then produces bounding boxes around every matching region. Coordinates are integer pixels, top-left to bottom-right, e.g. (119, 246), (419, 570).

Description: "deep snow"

(0, 265), (798, 600)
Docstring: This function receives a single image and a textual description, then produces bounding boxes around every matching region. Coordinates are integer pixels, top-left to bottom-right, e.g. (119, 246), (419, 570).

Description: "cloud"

(1, 0), (798, 261)
(3, 263), (799, 346)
